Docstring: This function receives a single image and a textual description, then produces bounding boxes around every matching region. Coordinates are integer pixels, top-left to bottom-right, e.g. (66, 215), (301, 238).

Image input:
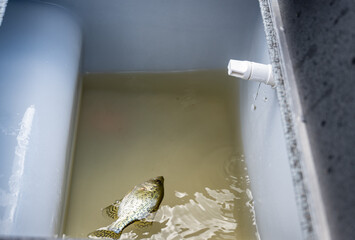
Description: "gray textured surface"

(258, 1), (316, 239)
(278, 0), (355, 239)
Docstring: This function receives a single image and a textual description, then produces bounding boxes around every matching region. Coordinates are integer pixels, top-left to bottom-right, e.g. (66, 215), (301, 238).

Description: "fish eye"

(153, 180), (162, 184)
(151, 176), (164, 184)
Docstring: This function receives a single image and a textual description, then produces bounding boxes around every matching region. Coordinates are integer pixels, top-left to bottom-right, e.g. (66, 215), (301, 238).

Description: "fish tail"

(88, 228), (122, 239)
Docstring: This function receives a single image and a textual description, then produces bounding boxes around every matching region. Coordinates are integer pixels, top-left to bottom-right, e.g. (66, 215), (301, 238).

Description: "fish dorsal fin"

(102, 199), (121, 220)
(88, 229), (121, 239)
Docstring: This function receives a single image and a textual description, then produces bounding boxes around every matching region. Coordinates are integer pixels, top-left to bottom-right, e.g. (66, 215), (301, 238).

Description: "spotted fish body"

(88, 176), (164, 239)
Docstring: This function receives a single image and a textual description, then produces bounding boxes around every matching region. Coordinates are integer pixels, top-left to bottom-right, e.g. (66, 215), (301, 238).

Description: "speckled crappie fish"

(88, 176), (164, 239)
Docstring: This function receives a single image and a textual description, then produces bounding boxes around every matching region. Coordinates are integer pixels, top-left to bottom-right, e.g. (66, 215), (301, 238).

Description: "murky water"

(63, 71), (259, 239)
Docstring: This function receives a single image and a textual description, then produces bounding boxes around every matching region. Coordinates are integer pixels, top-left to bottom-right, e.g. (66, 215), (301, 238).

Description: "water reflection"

(121, 187), (238, 240)
(64, 73), (259, 239)
(118, 153), (259, 240)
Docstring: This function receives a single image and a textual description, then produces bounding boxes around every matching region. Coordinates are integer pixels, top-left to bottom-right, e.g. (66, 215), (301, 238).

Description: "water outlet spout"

(228, 60), (275, 87)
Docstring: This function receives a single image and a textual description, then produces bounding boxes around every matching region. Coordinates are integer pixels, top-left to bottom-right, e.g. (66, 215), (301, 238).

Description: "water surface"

(63, 71), (258, 239)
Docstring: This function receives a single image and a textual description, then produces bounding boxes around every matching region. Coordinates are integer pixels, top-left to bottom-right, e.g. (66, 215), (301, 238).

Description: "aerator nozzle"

(228, 60), (275, 87)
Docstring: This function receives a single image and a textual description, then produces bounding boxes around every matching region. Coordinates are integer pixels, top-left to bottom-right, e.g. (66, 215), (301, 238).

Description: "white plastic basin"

(0, 1), (302, 239)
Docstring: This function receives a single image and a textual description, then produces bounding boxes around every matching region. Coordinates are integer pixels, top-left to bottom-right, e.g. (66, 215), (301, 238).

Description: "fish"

(88, 176), (164, 239)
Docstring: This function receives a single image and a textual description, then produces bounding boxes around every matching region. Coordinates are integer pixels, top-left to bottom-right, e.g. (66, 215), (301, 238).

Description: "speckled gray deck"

(258, 1), (317, 239)
(266, 0), (355, 239)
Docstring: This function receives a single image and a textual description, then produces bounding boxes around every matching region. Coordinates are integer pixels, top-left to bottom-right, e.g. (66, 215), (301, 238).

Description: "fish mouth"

(153, 176), (164, 183)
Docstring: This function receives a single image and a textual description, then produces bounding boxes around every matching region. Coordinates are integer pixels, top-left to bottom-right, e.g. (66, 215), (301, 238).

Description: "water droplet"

(251, 104), (256, 111)
(263, 97), (268, 102)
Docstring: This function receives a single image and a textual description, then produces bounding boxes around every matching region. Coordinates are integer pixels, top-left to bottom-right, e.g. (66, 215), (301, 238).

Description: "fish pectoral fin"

(132, 212), (157, 229)
(88, 228), (121, 239)
(101, 199), (121, 220)
(132, 219), (154, 229)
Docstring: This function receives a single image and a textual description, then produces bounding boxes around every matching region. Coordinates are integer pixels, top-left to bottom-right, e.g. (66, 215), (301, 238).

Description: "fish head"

(133, 176), (164, 197)
(142, 176), (164, 190)
(150, 176), (164, 184)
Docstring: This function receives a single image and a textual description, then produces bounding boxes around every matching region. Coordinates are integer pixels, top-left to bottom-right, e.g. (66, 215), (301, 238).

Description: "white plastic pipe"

(0, 0), (8, 26)
(228, 59), (275, 87)
(0, 1), (81, 237)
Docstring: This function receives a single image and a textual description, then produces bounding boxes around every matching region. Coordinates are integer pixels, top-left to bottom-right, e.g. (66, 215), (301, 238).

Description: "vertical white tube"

(0, 0), (8, 26)
(0, 1), (82, 237)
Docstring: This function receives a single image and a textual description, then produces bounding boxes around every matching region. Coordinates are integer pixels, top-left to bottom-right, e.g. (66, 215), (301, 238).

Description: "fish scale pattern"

(88, 176), (164, 239)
